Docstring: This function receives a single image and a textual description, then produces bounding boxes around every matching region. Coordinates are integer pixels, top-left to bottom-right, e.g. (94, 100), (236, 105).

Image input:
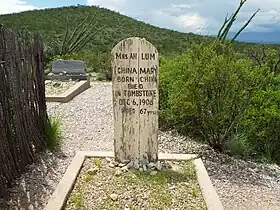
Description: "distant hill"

(0, 5), (264, 54)
(228, 32), (280, 44)
(0, 5), (212, 56)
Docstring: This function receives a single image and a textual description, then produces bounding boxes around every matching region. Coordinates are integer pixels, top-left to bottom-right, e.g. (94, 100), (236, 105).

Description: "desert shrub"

(44, 117), (62, 152)
(159, 41), (264, 152)
(160, 41), (280, 163)
(241, 85), (280, 163)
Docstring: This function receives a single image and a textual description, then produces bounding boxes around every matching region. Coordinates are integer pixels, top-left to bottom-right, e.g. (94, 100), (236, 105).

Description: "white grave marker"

(112, 37), (159, 164)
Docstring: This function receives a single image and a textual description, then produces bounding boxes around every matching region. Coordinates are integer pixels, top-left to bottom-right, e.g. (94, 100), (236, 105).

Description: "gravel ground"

(65, 158), (206, 209)
(0, 81), (279, 210)
(45, 79), (78, 95)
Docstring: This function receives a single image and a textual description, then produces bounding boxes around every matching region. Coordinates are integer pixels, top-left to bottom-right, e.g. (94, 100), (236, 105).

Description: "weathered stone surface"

(112, 37), (159, 164)
(150, 171), (157, 176)
(110, 193), (118, 201)
(52, 60), (86, 75)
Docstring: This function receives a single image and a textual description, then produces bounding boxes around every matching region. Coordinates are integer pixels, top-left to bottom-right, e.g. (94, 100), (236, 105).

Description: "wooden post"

(111, 37), (159, 165)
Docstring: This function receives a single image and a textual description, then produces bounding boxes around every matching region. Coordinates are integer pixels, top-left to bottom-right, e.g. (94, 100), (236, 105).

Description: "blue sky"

(1, 0), (280, 35)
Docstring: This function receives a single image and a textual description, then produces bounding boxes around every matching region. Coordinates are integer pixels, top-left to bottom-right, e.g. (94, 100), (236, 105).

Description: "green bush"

(44, 117), (62, 152)
(160, 41), (280, 163)
(241, 73), (280, 163)
(159, 41), (264, 151)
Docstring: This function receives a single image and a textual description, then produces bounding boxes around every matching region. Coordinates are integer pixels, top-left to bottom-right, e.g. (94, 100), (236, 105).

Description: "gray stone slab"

(52, 60), (86, 75)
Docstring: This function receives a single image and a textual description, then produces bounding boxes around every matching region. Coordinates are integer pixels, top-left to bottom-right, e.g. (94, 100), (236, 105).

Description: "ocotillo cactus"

(217, 0), (260, 43)
(59, 9), (105, 56)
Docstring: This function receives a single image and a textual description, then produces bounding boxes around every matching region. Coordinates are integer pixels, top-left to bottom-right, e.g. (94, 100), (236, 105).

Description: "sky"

(0, 0), (280, 35)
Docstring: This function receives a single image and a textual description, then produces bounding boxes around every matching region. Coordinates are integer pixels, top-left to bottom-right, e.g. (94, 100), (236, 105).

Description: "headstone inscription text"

(112, 37), (159, 164)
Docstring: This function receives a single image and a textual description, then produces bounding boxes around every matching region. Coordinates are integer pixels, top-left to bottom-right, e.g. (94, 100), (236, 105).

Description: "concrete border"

(46, 79), (90, 103)
(44, 151), (223, 210)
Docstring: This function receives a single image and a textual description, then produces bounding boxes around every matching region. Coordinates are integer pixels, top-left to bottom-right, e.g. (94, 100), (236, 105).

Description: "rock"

(53, 82), (61, 88)
(114, 168), (122, 176)
(139, 167), (144, 172)
(150, 171), (157, 176)
(109, 161), (119, 168)
(163, 161), (172, 169)
(139, 159), (149, 166)
(110, 193), (118, 201)
(119, 163), (127, 167)
(108, 162), (116, 168)
(169, 184), (175, 191)
(45, 80), (51, 85)
(122, 159), (130, 164)
(27, 204), (34, 210)
(121, 166), (129, 172)
(134, 160), (140, 169)
(155, 162), (162, 171)
(87, 167), (99, 175)
(126, 161), (134, 169)
(105, 157), (112, 162)
(148, 162), (156, 169)
(143, 165), (147, 171)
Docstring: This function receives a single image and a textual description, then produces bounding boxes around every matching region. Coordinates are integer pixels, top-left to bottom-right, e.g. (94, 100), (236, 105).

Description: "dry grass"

(64, 158), (206, 209)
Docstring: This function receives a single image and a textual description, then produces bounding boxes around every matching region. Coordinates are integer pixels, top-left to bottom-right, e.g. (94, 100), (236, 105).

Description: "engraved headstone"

(111, 37), (159, 164)
(51, 60), (86, 75)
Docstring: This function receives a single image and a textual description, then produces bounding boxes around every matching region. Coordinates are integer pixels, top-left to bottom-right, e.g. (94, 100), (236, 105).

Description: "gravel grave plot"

(65, 157), (206, 209)
(45, 79), (78, 95)
(0, 81), (280, 210)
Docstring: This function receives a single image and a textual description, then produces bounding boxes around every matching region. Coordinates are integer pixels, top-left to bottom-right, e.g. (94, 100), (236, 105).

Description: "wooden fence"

(0, 26), (48, 197)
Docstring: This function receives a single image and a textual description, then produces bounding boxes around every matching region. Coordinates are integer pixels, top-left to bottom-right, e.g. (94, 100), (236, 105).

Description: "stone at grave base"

(143, 165), (147, 172)
(163, 161), (172, 169)
(150, 171), (157, 176)
(118, 163), (126, 167)
(120, 159), (130, 164)
(109, 162), (116, 168)
(121, 166), (129, 172)
(52, 82), (61, 88)
(86, 167), (99, 175)
(126, 161), (134, 169)
(114, 168), (122, 176)
(139, 159), (149, 166)
(110, 193), (118, 201)
(155, 161), (162, 171)
(148, 162), (156, 169)
(133, 160), (140, 169)
(139, 167), (144, 172)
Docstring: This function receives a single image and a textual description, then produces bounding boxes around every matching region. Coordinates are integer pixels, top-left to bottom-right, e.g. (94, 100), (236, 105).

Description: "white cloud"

(90, 0), (280, 34)
(0, 0), (39, 15)
(176, 13), (208, 33)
